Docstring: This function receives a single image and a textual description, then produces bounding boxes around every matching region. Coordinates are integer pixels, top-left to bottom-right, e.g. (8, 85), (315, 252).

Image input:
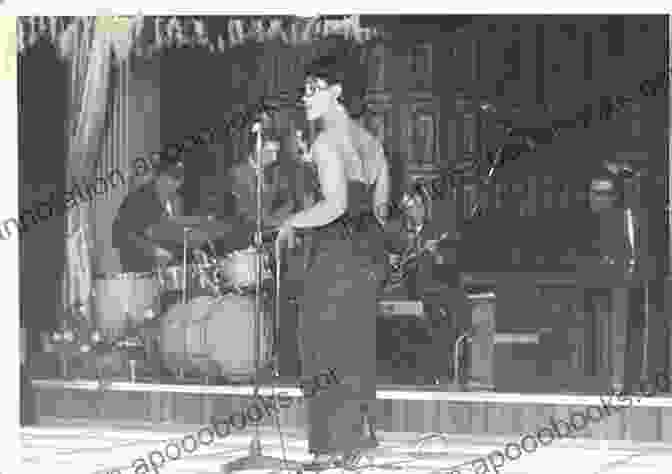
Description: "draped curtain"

(91, 57), (130, 274)
(18, 42), (69, 350)
(62, 17), (135, 320)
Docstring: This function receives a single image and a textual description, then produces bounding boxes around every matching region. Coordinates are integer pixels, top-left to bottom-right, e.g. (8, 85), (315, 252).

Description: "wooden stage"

(32, 379), (672, 445)
(21, 416), (672, 474)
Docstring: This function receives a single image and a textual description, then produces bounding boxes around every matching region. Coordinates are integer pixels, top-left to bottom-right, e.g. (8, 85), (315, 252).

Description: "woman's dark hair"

(304, 54), (346, 87)
(304, 43), (367, 116)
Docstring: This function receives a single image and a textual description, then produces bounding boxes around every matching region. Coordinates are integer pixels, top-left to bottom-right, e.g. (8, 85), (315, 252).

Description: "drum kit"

(93, 230), (277, 381)
(94, 137), (282, 383)
(90, 104), (477, 382)
(154, 240), (276, 380)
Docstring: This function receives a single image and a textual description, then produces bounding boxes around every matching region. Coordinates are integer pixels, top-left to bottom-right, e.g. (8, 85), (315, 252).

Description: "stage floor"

(20, 417), (672, 474)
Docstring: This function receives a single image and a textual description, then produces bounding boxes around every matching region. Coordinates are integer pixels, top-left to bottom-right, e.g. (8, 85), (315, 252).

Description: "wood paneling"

(407, 98), (440, 169)
(363, 96), (393, 150)
(544, 17), (589, 117)
(33, 383), (672, 442)
(408, 42), (432, 91)
(367, 42), (389, 93)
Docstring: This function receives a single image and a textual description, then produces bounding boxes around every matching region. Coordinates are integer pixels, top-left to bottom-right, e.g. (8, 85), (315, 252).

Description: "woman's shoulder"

(313, 130), (340, 148)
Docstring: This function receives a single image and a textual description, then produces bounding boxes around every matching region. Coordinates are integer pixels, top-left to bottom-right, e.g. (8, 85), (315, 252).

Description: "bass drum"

(159, 295), (269, 377)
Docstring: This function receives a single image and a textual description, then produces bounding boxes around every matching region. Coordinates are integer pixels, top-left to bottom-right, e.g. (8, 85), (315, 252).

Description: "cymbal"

(166, 215), (216, 226)
(147, 216), (236, 245)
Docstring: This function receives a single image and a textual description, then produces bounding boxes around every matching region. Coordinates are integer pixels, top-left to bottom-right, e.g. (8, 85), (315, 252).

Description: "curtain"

(91, 58), (130, 274)
(18, 42), (69, 353)
(62, 18), (116, 320)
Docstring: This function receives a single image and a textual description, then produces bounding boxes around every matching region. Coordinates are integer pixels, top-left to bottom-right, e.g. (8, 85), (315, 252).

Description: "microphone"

(247, 98), (280, 132)
(255, 98), (280, 119)
(604, 160), (642, 178)
(480, 102), (496, 112)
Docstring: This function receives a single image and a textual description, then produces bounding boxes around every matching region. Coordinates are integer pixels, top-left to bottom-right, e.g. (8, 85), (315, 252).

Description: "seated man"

(112, 160), (184, 272)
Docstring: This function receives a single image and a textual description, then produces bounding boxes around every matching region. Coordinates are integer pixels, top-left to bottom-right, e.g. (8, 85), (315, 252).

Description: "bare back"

(317, 118), (385, 186)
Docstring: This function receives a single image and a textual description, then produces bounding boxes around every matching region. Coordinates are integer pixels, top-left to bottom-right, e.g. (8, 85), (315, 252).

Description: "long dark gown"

(297, 178), (386, 456)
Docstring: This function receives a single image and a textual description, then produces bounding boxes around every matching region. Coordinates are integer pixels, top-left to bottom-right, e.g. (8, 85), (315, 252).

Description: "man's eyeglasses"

(300, 80), (330, 99)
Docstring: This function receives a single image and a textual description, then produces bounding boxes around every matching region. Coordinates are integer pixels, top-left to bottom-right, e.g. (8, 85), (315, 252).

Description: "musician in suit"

(588, 174), (633, 266)
(221, 126), (310, 249)
(112, 160), (184, 273)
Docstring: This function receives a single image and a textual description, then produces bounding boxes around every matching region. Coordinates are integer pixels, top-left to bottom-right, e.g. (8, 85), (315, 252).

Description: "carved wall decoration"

(407, 98), (440, 169)
(367, 42), (388, 92)
(409, 42), (432, 90)
(364, 98), (393, 150)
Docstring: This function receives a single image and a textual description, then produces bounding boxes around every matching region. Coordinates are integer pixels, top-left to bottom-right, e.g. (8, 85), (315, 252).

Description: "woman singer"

(276, 52), (391, 469)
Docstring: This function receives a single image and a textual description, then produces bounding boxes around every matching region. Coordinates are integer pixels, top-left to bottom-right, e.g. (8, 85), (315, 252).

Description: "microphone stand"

(604, 162), (642, 274)
(222, 119), (299, 474)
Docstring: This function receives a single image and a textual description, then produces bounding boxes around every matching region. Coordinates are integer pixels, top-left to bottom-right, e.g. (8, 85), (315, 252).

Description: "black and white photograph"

(9, 6), (672, 474)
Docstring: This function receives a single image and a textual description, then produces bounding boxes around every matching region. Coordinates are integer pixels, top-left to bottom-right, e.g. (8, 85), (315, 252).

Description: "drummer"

(112, 159), (185, 273)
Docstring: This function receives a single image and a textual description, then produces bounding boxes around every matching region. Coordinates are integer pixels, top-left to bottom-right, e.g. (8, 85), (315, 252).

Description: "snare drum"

(160, 294), (270, 376)
(219, 247), (271, 290)
(93, 272), (160, 338)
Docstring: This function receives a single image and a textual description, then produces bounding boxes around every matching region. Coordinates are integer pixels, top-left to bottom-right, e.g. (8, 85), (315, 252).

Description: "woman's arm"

(286, 141), (348, 229)
(374, 147), (391, 226)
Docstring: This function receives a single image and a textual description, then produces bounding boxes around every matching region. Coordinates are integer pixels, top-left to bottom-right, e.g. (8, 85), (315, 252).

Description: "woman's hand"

(275, 220), (296, 249)
(154, 246), (174, 265)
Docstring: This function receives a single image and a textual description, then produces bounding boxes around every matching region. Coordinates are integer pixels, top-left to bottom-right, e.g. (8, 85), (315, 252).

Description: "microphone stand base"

(221, 437), (302, 473)
(221, 456), (303, 473)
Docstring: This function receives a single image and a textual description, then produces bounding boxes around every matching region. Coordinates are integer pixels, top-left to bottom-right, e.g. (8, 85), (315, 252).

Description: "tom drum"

(93, 272), (160, 339)
(158, 263), (228, 298)
(219, 247), (271, 290)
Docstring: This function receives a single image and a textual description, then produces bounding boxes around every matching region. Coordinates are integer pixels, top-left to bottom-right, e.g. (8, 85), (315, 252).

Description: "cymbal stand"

(182, 227), (192, 304)
(254, 122), (263, 375)
(468, 130), (510, 220)
(222, 117), (298, 474)
(622, 170), (642, 274)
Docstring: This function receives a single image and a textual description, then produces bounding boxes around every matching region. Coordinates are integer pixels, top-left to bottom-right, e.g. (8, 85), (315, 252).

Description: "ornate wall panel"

(367, 41), (389, 93)
(406, 98), (440, 169)
(364, 95), (393, 150)
(408, 42), (432, 91)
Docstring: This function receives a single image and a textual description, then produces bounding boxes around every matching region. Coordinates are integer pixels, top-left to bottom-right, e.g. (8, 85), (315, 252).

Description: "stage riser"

(34, 389), (672, 443)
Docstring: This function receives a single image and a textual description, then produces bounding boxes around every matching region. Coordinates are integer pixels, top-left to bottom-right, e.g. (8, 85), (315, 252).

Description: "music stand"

(221, 117), (301, 474)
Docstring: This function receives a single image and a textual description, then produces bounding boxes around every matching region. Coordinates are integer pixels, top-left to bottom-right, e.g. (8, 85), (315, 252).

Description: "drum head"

(161, 296), (218, 329)
(159, 295), (264, 377)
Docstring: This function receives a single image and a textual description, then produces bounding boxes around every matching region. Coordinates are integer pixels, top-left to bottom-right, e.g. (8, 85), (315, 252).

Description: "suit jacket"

(112, 183), (180, 272)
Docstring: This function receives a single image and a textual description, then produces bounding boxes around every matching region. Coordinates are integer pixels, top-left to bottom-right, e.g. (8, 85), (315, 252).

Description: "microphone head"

(480, 102), (496, 112)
